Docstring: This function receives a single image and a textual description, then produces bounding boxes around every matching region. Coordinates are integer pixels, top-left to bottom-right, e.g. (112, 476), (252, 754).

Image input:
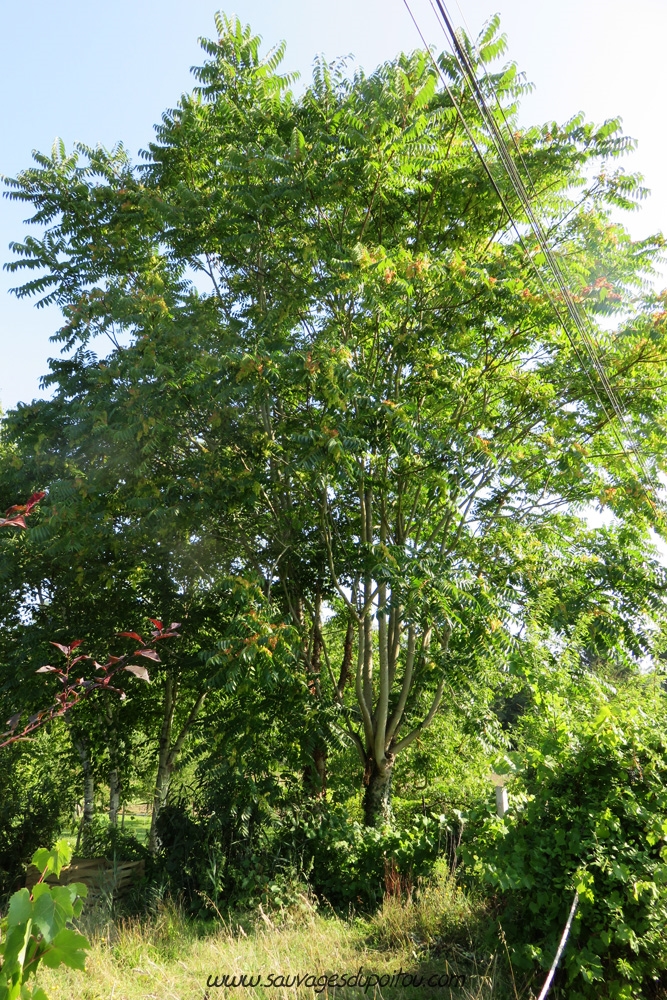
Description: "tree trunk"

(109, 769), (121, 826)
(148, 676), (207, 853)
(363, 756), (394, 827)
(148, 752), (172, 853)
(107, 705), (121, 826)
(303, 594), (328, 797)
(148, 675), (174, 853)
(74, 738), (95, 826)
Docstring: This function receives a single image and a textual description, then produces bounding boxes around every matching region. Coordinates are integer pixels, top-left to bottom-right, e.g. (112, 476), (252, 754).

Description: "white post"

(495, 784), (508, 817)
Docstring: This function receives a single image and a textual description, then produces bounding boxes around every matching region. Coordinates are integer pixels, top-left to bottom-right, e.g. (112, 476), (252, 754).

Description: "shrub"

(465, 706), (667, 999)
(305, 809), (455, 911)
(0, 841), (89, 1000)
(77, 816), (148, 863)
(0, 732), (77, 901)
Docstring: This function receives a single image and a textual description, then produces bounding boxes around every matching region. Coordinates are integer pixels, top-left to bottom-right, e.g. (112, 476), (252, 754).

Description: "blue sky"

(1, 0), (665, 411)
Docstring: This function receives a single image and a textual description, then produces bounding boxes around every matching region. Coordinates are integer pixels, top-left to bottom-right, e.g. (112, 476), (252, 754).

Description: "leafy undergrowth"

(34, 877), (514, 1000)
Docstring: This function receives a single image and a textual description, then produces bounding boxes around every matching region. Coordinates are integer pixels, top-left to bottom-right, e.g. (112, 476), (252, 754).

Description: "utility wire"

(452, 1), (538, 198)
(432, 0), (657, 503)
(402, 0), (657, 512)
(432, 0), (652, 484)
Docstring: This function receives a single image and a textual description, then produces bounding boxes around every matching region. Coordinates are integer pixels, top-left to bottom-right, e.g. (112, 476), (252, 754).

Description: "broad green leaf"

(6, 892), (31, 928)
(40, 928), (89, 972)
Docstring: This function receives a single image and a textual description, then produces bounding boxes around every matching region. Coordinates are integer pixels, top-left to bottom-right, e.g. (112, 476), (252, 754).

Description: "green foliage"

(76, 817), (148, 864)
(0, 733), (77, 901)
(4, 10), (667, 832)
(0, 841), (88, 1000)
(3, 10), (667, 968)
(465, 699), (667, 998)
(304, 810), (453, 911)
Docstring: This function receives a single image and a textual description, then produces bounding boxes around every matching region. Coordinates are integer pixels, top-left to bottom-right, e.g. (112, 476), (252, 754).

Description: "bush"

(149, 795), (456, 916)
(77, 815), (149, 863)
(0, 731), (77, 901)
(465, 705), (667, 999)
(305, 809), (455, 911)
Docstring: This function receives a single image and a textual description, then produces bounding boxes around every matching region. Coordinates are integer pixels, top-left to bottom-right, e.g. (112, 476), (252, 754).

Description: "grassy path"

(37, 881), (504, 1000)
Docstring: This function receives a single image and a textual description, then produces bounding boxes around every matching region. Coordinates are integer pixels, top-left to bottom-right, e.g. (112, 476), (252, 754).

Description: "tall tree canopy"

(3, 14), (667, 824)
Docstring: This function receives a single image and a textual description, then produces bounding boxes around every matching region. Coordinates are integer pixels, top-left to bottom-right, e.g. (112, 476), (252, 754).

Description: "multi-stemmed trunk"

(363, 755), (395, 826)
(322, 483), (452, 828)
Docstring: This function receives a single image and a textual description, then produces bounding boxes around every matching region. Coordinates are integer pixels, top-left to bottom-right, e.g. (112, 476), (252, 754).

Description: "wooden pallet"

(25, 857), (145, 901)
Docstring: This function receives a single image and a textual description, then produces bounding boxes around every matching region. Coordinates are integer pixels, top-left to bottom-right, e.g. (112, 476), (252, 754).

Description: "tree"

(5, 14), (667, 824)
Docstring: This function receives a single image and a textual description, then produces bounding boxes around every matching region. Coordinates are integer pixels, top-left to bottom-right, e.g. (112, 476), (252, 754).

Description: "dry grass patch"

(35, 889), (508, 1000)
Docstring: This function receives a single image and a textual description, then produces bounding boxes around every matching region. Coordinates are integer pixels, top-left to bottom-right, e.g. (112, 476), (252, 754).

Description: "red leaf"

(70, 640), (83, 650)
(36, 665), (58, 673)
(117, 632), (145, 644)
(136, 648), (160, 662)
(148, 619), (163, 630)
(169, 623), (181, 632)
(0, 515), (27, 529)
(4, 491), (46, 517)
(50, 642), (71, 656)
(70, 655), (90, 666)
(124, 664), (150, 682)
(24, 491), (46, 513)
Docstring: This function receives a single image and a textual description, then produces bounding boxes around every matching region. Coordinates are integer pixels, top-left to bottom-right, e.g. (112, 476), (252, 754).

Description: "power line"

(401, 0), (658, 513)
(432, 0), (652, 480)
(433, 0), (657, 504)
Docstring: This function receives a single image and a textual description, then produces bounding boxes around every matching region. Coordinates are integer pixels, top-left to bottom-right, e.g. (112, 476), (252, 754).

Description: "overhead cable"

(401, 0), (657, 511)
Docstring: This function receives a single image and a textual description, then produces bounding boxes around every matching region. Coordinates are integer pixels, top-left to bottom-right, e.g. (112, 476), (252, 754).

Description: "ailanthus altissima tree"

(4, 14), (667, 824)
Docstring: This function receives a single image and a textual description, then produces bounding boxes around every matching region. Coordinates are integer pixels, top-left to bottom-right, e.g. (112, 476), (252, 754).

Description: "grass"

(35, 871), (515, 1000)
(61, 808), (152, 853)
